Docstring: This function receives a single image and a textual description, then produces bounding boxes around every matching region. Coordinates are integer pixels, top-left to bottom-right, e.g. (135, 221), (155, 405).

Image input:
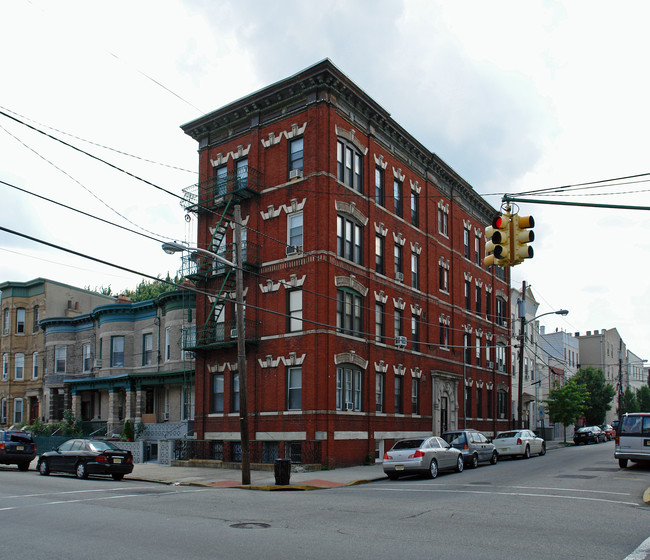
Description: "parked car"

(600, 424), (615, 441)
(573, 426), (606, 445)
(383, 436), (464, 480)
(37, 439), (134, 480)
(441, 429), (498, 468)
(0, 430), (37, 471)
(494, 429), (546, 458)
(615, 412), (650, 469)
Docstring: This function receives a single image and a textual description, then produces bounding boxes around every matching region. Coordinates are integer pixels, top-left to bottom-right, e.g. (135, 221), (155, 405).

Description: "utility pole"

(234, 205), (250, 485)
(517, 280), (527, 429)
(617, 339), (623, 419)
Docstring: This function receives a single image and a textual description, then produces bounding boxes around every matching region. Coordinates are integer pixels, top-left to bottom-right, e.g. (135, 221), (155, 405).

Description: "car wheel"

(539, 443), (546, 456)
(455, 454), (464, 473)
(523, 446), (531, 459)
(490, 451), (498, 465)
(386, 472), (400, 480)
(470, 454), (479, 469)
(38, 459), (50, 476)
(618, 458), (628, 469)
(17, 461), (30, 471)
(111, 473), (124, 481)
(75, 461), (88, 479)
(428, 459), (438, 479)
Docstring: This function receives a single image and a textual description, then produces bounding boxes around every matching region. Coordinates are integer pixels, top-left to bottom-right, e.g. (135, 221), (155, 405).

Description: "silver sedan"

(383, 436), (464, 480)
(494, 429), (546, 458)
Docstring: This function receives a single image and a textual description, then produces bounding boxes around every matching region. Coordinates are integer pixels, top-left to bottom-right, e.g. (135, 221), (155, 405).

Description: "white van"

(615, 412), (650, 468)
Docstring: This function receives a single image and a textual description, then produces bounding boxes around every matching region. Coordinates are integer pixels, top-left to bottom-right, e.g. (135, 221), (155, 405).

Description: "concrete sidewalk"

(127, 440), (572, 491)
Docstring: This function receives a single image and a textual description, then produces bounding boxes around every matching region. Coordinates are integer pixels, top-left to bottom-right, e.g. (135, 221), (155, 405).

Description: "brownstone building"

(179, 60), (511, 467)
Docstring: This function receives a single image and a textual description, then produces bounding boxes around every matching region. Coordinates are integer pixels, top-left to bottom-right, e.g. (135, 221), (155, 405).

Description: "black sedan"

(37, 439), (134, 480)
(573, 426), (606, 445)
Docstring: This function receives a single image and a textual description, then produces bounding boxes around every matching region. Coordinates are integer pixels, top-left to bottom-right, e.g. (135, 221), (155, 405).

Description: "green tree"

(545, 379), (588, 442)
(123, 273), (181, 303)
(637, 386), (650, 412)
(621, 387), (640, 414)
(573, 366), (616, 425)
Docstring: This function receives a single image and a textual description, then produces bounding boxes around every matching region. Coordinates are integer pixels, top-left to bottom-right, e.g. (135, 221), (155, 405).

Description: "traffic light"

(512, 214), (535, 265)
(483, 212), (511, 267)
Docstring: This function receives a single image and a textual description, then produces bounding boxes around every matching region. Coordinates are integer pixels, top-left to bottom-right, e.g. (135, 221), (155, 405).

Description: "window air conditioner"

(345, 402), (354, 411)
(289, 169), (303, 180)
(286, 245), (302, 256)
(395, 272), (404, 282)
(487, 361), (494, 369)
(93, 359), (102, 368)
(230, 328), (238, 338)
(396, 336), (407, 348)
(163, 412), (169, 421)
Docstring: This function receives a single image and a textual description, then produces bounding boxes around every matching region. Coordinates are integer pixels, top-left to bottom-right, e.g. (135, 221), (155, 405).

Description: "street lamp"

(161, 205), (251, 485)
(517, 285), (568, 430)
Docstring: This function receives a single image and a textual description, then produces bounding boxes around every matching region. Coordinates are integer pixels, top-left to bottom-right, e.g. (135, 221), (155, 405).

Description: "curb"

(644, 487), (650, 506)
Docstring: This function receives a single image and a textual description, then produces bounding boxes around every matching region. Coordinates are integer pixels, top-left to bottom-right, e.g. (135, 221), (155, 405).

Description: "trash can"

(274, 458), (291, 485)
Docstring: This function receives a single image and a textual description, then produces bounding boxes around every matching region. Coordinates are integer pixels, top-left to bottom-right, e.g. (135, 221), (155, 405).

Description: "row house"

(0, 278), (113, 426)
(539, 327), (580, 439)
(178, 59), (511, 467)
(39, 291), (195, 451)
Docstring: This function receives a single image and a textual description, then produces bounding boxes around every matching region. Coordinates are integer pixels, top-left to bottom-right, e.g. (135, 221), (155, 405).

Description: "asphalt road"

(0, 441), (648, 560)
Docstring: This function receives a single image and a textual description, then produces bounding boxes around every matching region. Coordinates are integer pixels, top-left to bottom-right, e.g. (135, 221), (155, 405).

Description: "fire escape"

(181, 166), (262, 351)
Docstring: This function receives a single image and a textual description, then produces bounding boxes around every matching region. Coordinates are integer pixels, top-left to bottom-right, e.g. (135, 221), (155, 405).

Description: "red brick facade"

(182, 60), (511, 467)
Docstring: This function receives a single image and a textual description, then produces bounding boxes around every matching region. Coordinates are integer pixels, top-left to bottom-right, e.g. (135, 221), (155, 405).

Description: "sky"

(1, 0), (650, 362)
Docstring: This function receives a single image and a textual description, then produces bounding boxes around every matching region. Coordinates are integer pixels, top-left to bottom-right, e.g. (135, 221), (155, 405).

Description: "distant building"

(178, 59), (511, 467)
(39, 291), (195, 450)
(539, 328), (580, 439)
(575, 328), (625, 423)
(626, 349), (647, 393)
(0, 278), (113, 427)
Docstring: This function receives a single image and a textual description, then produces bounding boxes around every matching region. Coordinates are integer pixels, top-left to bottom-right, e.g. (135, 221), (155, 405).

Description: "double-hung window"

(336, 366), (362, 411)
(231, 372), (240, 412)
(214, 165), (228, 197)
(32, 352), (38, 379)
(83, 343), (92, 372)
(375, 303), (385, 343)
(289, 137), (304, 174)
(411, 252), (419, 290)
(465, 280), (471, 310)
(411, 190), (419, 227)
(287, 289), (303, 332)
(375, 167), (384, 207)
(287, 367), (302, 410)
(375, 372), (385, 412)
(55, 346), (67, 374)
(337, 140), (362, 192)
(336, 290), (363, 337)
(2, 354), (8, 380)
(288, 213), (303, 250)
(394, 244), (403, 280)
(393, 179), (402, 217)
(2, 308), (8, 335)
(411, 315), (420, 352)
(464, 228), (471, 259)
(142, 334), (153, 366)
(236, 158), (248, 190)
(394, 376), (403, 414)
(375, 235), (385, 275)
(14, 353), (24, 380)
(111, 336), (125, 368)
(33, 305), (40, 332)
(16, 308), (25, 334)
(337, 215), (363, 264)
(412, 378), (420, 415)
(394, 309), (403, 339)
(211, 373), (224, 413)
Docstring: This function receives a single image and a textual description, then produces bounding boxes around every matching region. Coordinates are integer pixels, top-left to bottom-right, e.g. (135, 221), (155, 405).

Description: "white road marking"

(623, 535), (650, 560)
(0, 488), (209, 512)
(368, 487), (640, 506)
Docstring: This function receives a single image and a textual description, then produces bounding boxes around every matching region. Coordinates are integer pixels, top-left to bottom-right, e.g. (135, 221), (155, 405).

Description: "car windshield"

(577, 427), (591, 433)
(87, 441), (121, 452)
(495, 431), (517, 439)
(441, 433), (467, 445)
(391, 439), (425, 450)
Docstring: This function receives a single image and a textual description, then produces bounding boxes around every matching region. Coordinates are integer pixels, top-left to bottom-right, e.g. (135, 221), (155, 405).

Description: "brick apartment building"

(179, 59), (511, 467)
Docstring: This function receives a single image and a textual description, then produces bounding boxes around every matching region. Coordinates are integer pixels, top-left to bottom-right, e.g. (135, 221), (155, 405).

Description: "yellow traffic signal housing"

(512, 214), (534, 265)
(483, 212), (511, 267)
